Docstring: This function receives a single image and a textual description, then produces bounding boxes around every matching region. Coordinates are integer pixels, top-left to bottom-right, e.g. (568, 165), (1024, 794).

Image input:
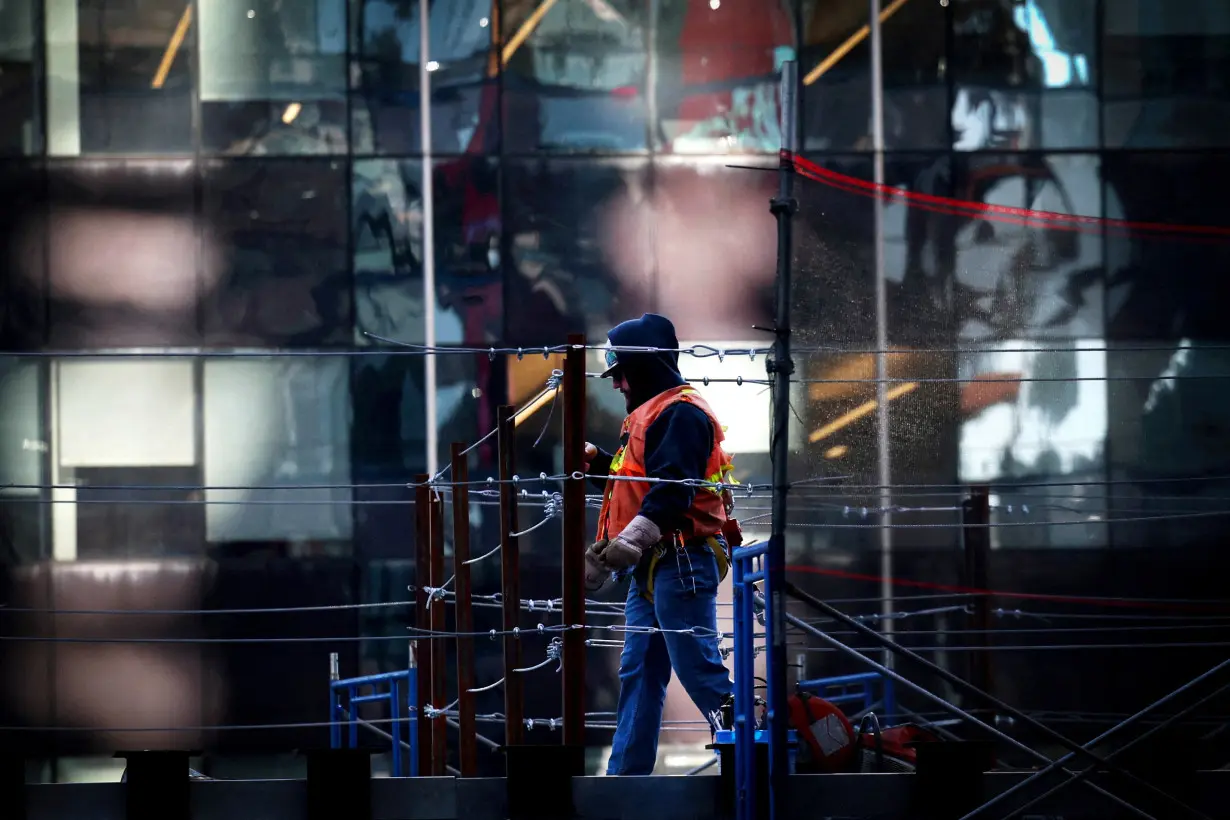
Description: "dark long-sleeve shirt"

(591, 402), (714, 535)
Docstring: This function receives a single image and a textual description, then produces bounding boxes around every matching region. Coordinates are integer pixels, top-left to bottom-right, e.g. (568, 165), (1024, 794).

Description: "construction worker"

(582, 313), (740, 776)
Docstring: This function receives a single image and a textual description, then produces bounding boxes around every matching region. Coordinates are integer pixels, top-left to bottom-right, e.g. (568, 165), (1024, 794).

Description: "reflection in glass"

(958, 340), (1106, 547)
(501, 0), (649, 153)
(0, 0), (39, 154)
(202, 159), (350, 346)
(949, 0), (1098, 151)
(799, 0), (948, 151)
(199, 0), (347, 155)
(353, 156), (501, 345)
(1103, 4), (1230, 149)
(44, 0), (196, 154)
(652, 0), (794, 154)
(1107, 341), (1230, 547)
(204, 356), (352, 547)
(503, 157), (650, 344)
(0, 358), (46, 565)
(793, 152), (1105, 345)
(351, 0), (498, 155)
(47, 160), (203, 348)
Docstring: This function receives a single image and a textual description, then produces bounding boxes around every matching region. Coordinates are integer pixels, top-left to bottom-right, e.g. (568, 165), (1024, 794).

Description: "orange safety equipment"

(595, 384), (739, 552)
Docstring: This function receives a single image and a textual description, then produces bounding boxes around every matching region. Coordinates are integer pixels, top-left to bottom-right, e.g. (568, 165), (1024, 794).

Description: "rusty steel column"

(413, 474), (434, 776)
(497, 405), (525, 747)
(561, 334), (587, 747)
(428, 491), (448, 775)
(450, 443), (479, 776)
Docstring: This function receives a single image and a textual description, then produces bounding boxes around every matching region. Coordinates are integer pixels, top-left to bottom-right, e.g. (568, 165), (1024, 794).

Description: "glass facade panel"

(1102, 152), (1230, 342)
(201, 158), (350, 346)
(0, 0), (40, 154)
(500, 0), (650, 153)
(652, 0), (795, 154)
(350, 0), (499, 155)
(198, 0), (348, 155)
(502, 156), (651, 344)
(800, 0), (948, 152)
(47, 0), (196, 155)
(1102, 1), (1230, 149)
(353, 155), (501, 346)
(46, 159), (200, 348)
(203, 355), (353, 549)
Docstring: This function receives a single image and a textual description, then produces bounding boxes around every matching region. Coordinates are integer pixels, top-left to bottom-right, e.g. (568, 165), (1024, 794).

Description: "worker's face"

(612, 370), (634, 413)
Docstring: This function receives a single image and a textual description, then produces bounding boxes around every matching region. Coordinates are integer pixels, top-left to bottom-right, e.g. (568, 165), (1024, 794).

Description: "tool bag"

(788, 690), (857, 773)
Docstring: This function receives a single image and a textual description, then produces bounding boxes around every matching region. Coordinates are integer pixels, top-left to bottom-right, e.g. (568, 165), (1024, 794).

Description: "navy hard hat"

(601, 313), (680, 378)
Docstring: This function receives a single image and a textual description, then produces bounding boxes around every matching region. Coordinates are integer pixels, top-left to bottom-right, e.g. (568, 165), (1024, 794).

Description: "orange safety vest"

(595, 385), (737, 544)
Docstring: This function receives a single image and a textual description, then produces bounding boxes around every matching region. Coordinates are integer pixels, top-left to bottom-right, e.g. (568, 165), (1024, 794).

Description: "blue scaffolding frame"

(329, 657), (419, 778)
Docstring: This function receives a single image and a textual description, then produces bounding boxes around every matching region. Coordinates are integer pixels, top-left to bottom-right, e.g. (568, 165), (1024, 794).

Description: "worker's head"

(601, 313), (685, 413)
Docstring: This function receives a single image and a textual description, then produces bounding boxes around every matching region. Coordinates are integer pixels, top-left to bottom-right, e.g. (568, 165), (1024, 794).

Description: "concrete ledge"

(24, 771), (1230, 820)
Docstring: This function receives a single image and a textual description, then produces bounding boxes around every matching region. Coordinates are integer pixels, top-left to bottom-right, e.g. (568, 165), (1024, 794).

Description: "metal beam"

(560, 334), (587, 747)
(783, 581), (1209, 820)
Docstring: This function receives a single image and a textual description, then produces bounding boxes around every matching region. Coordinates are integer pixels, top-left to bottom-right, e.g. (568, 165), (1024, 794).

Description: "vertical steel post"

(451, 443), (479, 776)
(408, 643), (420, 777)
(429, 492), (448, 775)
(764, 59), (799, 820)
(414, 475), (434, 776)
(561, 334), (587, 748)
(732, 553), (757, 820)
(329, 653), (341, 750)
(869, 0), (895, 665)
(498, 405), (525, 749)
(962, 486), (993, 699)
(419, 0), (439, 477)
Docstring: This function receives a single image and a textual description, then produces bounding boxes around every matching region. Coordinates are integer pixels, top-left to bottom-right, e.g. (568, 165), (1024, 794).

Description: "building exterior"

(2, 0), (1229, 781)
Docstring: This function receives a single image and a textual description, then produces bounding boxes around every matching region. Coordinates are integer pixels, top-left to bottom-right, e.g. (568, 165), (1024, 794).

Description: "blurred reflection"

(0, 0), (38, 154)
(604, 158), (776, 340)
(45, 160), (212, 348)
(352, 156), (501, 345)
(351, 0), (498, 154)
(501, 0), (649, 152)
(198, 0), (347, 155)
(503, 157), (648, 343)
(202, 159), (350, 346)
(653, 0), (794, 154)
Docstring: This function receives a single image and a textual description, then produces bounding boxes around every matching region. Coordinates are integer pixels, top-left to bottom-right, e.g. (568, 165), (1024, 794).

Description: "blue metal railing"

(797, 671), (898, 726)
(329, 653), (419, 777)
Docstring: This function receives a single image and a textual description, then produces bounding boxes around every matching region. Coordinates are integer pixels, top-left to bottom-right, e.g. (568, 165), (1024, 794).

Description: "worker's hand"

(584, 539), (611, 592)
(603, 515), (661, 571)
(582, 442), (598, 473)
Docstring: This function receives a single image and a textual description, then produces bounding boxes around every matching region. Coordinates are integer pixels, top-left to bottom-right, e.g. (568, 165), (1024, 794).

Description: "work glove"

(602, 515), (661, 572)
(585, 539), (611, 592)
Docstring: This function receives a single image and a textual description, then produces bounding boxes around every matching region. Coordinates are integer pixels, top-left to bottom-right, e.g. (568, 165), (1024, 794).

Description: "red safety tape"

(780, 150), (1230, 244)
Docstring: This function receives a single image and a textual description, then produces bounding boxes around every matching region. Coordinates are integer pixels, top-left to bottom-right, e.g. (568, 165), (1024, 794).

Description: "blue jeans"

(606, 545), (733, 776)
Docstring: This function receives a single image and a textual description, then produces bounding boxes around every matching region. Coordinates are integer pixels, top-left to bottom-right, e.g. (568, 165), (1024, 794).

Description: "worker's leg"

(656, 546), (732, 729)
(606, 578), (673, 775)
